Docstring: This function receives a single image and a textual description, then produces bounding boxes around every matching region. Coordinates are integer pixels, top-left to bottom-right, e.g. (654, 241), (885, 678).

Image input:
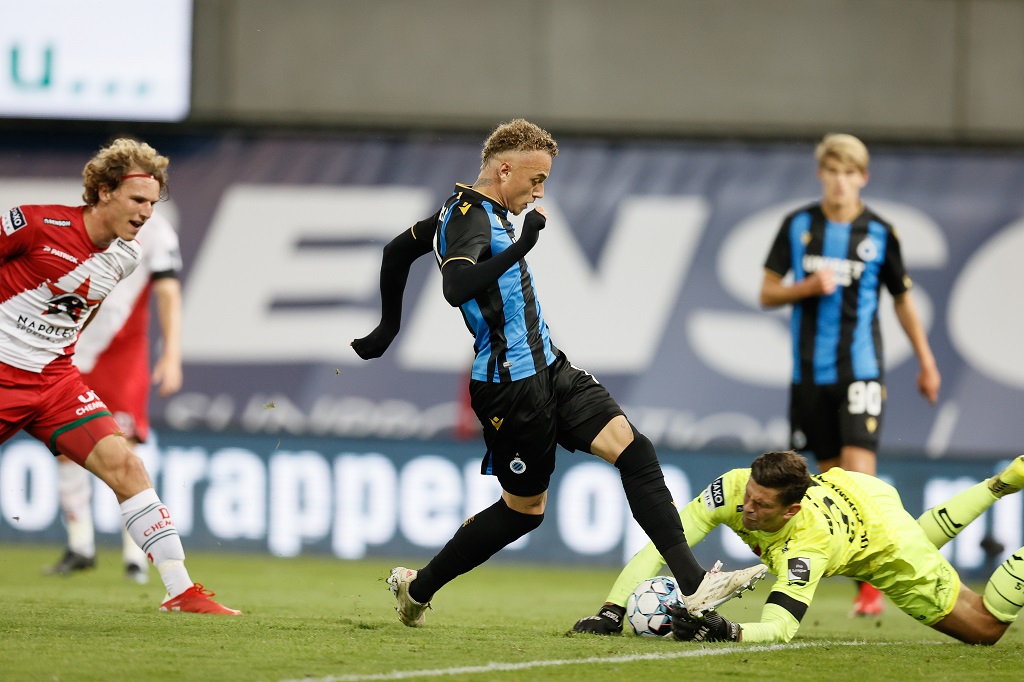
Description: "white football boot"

(388, 566), (430, 627)
(683, 561), (768, 617)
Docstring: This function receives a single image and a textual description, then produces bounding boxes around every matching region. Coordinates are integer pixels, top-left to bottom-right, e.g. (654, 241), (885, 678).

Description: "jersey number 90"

(847, 380), (882, 417)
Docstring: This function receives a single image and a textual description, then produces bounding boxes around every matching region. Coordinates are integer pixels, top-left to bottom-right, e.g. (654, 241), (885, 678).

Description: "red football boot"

(160, 583), (241, 615)
(850, 581), (884, 617)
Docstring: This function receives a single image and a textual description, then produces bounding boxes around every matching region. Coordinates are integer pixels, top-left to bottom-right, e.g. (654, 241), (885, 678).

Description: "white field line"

(280, 639), (931, 682)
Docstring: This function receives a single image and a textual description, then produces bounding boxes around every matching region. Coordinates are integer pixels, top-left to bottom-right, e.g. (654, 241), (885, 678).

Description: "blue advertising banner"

(0, 131), (1022, 458)
(0, 433), (1019, 579)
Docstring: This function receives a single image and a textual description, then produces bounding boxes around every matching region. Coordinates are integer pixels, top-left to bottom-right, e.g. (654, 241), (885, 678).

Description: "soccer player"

(571, 450), (1024, 645)
(42, 210), (183, 585)
(759, 133), (941, 616)
(1, 138), (238, 614)
(352, 118), (766, 628)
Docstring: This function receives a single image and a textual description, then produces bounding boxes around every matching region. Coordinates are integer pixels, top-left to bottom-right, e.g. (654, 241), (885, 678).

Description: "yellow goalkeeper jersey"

(607, 466), (935, 643)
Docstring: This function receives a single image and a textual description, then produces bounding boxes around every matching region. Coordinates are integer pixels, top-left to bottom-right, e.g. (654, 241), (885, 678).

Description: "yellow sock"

(983, 550), (1024, 623)
(917, 481), (996, 549)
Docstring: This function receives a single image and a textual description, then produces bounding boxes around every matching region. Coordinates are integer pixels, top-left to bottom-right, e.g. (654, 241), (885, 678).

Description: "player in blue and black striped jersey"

(760, 134), (942, 616)
(353, 119), (766, 629)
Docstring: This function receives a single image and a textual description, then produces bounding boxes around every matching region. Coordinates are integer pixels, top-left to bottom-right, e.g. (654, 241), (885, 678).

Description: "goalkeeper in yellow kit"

(573, 450), (1024, 645)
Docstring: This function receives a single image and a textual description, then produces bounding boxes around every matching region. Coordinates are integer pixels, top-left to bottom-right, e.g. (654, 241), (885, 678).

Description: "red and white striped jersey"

(0, 204), (141, 373)
(74, 211), (181, 373)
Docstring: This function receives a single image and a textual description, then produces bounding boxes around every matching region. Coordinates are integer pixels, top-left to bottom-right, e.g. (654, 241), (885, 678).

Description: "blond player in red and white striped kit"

(43, 211), (183, 586)
(0, 138), (238, 614)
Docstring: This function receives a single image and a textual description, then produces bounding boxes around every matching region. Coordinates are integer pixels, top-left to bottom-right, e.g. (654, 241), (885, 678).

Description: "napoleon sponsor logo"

(2, 207), (26, 235)
(43, 217), (72, 227)
(787, 557), (811, 584)
(702, 476), (727, 511)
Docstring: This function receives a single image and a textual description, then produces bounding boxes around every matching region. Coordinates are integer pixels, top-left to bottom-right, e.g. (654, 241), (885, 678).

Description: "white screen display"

(0, 0), (192, 121)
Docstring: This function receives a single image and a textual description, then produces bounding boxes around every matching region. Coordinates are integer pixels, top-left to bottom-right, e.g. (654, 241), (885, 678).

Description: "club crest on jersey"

(2, 207), (26, 235)
(509, 455), (526, 474)
(856, 237), (880, 262)
(44, 293), (90, 322)
(787, 557), (811, 585)
(43, 277), (101, 323)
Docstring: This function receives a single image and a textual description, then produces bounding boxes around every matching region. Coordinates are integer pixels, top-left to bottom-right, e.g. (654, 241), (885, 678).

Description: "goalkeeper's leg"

(931, 550), (1023, 645)
(918, 455), (1024, 548)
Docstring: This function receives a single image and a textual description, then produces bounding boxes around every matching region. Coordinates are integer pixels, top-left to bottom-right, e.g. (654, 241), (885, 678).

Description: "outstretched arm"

(440, 208), (547, 307)
(351, 211), (439, 360)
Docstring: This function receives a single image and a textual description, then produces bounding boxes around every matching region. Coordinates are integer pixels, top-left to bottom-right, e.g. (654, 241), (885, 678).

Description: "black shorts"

(469, 352), (624, 497)
(789, 379), (885, 461)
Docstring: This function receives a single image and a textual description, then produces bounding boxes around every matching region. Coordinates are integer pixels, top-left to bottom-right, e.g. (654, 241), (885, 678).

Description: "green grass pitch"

(1, 545), (1021, 681)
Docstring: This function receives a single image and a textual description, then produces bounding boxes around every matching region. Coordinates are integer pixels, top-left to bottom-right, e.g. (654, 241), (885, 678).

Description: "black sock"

(615, 429), (705, 594)
(409, 498), (543, 603)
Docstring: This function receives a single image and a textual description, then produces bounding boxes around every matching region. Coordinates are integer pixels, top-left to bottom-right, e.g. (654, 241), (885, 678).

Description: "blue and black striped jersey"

(764, 202), (911, 385)
(434, 184), (558, 382)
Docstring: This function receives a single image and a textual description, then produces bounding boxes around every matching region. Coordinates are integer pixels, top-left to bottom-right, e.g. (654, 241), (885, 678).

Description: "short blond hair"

(480, 118), (559, 170)
(815, 133), (869, 174)
(81, 138), (169, 205)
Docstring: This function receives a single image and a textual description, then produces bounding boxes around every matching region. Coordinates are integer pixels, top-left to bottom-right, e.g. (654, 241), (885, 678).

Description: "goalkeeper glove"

(573, 604), (626, 635)
(669, 602), (741, 642)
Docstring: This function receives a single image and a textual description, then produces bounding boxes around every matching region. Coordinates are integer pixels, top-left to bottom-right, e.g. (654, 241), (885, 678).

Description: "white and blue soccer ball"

(626, 576), (681, 638)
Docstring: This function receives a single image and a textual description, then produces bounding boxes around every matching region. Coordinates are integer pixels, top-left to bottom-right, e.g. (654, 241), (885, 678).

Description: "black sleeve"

(350, 211), (439, 359)
(441, 241), (532, 307)
(440, 209), (546, 307)
(764, 217), (793, 277)
(880, 226), (911, 296)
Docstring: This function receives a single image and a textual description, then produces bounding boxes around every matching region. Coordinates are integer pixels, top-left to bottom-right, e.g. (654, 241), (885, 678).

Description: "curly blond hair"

(480, 119), (559, 169)
(81, 138), (169, 205)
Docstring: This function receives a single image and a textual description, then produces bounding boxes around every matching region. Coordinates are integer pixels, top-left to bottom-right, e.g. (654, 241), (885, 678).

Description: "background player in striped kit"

(759, 133), (942, 616)
(353, 119), (766, 630)
(43, 210), (183, 585)
(1, 138), (237, 614)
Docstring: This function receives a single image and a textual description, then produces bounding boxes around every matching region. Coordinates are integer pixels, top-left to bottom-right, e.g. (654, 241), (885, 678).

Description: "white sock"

(58, 461), (95, 557)
(120, 488), (192, 597)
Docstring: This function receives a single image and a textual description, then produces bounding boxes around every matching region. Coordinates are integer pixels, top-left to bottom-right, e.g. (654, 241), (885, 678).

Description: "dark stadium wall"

(188, 0), (1024, 143)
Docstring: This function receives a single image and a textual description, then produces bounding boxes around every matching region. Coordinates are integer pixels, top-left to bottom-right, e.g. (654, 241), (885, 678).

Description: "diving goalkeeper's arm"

(573, 468), (805, 643)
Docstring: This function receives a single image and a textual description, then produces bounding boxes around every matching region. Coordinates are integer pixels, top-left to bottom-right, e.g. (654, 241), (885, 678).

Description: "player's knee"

(503, 491), (547, 515)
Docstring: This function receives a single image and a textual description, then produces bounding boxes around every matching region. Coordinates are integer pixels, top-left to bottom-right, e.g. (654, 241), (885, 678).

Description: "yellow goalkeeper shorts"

(854, 474), (961, 626)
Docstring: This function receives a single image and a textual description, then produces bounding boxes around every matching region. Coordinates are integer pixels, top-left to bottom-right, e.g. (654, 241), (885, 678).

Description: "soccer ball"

(626, 576), (680, 638)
